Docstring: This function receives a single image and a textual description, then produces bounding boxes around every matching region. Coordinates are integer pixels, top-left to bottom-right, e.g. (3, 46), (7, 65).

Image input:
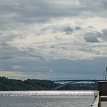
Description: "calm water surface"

(0, 91), (95, 107)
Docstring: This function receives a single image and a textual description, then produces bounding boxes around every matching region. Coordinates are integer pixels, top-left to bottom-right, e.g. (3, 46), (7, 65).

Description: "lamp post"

(103, 67), (107, 80)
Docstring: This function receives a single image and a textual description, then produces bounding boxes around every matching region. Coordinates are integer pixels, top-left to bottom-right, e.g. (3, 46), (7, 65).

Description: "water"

(0, 91), (96, 107)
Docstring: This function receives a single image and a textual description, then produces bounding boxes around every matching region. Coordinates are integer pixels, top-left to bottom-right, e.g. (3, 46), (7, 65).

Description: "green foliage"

(0, 76), (58, 91)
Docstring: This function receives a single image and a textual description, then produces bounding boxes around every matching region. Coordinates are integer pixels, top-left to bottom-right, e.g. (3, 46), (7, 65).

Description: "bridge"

(53, 80), (105, 90)
(54, 79), (105, 82)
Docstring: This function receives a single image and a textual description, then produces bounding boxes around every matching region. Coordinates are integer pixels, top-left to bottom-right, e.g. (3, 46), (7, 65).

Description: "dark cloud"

(75, 26), (81, 30)
(63, 27), (74, 34)
(102, 29), (107, 35)
(101, 0), (107, 9)
(100, 29), (107, 41)
(84, 32), (101, 43)
(63, 26), (81, 34)
(0, 57), (106, 80)
(0, 0), (107, 25)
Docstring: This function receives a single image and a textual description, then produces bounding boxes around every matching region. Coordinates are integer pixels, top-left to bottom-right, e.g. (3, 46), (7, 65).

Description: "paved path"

(100, 96), (107, 107)
(100, 101), (107, 107)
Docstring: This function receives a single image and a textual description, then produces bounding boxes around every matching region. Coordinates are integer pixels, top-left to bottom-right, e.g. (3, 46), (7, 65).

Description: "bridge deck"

(54, 80), (105, 82)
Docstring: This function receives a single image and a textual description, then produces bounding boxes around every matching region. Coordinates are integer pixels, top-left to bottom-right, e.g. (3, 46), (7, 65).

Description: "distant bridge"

(52, 80), (106, 90)
(53, 82), (73, 90)
(54, 80), (105, 83)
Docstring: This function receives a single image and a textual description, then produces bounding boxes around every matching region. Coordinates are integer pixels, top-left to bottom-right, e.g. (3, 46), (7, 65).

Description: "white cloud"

(3, 17), (106, 61)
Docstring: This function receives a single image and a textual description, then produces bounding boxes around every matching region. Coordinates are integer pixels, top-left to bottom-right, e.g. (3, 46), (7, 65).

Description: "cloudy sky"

(0, 0), (107, 80)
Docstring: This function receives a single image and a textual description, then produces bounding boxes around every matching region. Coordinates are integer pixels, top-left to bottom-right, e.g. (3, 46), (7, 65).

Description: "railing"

(92, 92), (99, 107)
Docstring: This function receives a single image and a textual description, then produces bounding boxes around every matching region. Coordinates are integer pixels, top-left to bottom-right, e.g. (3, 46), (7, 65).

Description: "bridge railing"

(92, 91), (99, 107)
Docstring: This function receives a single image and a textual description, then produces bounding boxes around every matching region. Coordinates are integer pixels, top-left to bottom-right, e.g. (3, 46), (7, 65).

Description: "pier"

(92, 81), (107, 107)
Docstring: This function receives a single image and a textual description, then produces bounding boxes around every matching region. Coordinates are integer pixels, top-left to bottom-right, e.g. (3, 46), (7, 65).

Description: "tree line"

(0, 76), (59, 90)
(0, 76), (97, 90)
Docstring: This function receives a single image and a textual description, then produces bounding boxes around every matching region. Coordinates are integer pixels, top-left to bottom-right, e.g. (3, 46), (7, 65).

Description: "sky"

(0, 0), (107, 80)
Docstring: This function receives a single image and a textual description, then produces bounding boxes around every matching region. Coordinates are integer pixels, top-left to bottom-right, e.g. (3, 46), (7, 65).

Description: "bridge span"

(54, 80), (105, 82)
(52, 79), (102, 90)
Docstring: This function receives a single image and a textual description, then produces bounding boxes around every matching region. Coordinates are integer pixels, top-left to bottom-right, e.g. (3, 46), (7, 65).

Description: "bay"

(0, 91), (95, 107)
